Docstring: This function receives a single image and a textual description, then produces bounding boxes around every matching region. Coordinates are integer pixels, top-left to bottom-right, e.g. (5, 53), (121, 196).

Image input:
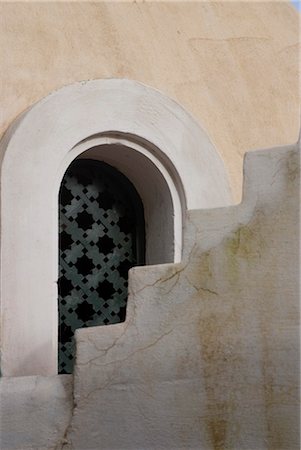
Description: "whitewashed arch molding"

(0, 79), (231, 376)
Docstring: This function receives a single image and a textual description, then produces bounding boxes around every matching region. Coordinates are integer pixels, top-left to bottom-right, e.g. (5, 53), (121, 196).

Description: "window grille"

(58, 160), (145, 373)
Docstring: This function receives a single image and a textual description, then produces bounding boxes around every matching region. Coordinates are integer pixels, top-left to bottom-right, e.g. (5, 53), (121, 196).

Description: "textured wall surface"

(58, 143), (299, 449)
(0, 3), (299, 448)
(0, 1), (299, 200)
(0, 140), (299, 450)
(0, 375), (73, 449)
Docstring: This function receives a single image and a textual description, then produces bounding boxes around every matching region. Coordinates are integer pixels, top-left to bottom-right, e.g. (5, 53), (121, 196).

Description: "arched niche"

(63, 136), (183, 265)
(0, 79), (232, 376)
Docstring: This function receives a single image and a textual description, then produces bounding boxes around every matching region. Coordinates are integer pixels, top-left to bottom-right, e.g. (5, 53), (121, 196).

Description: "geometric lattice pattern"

(58, 160), (144, 374)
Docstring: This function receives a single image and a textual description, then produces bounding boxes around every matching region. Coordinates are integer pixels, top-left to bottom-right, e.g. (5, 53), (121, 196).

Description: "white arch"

(0, 79), (232, 376)
(59, 134), (184, 265)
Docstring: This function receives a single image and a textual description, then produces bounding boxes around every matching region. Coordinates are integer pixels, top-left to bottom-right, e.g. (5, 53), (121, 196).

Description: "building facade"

(0, 2), (299, 449)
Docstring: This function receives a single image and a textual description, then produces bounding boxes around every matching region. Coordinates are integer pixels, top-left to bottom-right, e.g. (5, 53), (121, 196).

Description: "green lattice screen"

(58, 160), (145, 374)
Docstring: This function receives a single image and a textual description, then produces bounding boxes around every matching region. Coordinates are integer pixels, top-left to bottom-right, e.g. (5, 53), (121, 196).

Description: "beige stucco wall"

(0, 1), (299, 201)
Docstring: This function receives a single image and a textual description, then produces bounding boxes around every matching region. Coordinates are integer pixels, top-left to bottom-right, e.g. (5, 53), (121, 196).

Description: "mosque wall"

(0, 1), (300, 200)
(0, 140), (299, 450)
(0, 2), (299, 448)
(1, 139), (300, 450)
(63, 142), (299, 450)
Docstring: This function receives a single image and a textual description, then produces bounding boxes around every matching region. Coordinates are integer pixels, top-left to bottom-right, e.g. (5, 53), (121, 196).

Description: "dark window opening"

(58, 159), (145, 374)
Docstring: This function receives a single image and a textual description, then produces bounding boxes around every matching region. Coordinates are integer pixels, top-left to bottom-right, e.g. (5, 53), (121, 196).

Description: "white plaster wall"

(59, 142), (299, 449)
(0, 79), (231, 377)
(0, 140), (298, 450)
(0, 375), (73, 449)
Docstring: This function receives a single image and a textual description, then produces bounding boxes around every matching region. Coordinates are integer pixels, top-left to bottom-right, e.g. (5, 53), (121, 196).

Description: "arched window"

(58, 159), (145, 373)
(0, 79), (231, 376)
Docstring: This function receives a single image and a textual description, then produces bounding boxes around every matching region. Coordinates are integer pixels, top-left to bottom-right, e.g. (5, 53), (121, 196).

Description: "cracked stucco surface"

(0, 375), (73, 450)
(55, 143), (299, 450)
(0, 143), (299, 450)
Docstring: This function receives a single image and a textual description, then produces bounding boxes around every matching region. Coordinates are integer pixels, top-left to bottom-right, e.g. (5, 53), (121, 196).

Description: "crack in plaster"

(186, 276), (219, 297)
(78, 327), (174, 369)
(130, 243), (198, 298)
(54, 378), (75, 450)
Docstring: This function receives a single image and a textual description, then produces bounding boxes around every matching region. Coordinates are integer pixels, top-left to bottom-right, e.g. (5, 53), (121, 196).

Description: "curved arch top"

(1, 79), (231, 209)
(0, 79), (232, 376)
